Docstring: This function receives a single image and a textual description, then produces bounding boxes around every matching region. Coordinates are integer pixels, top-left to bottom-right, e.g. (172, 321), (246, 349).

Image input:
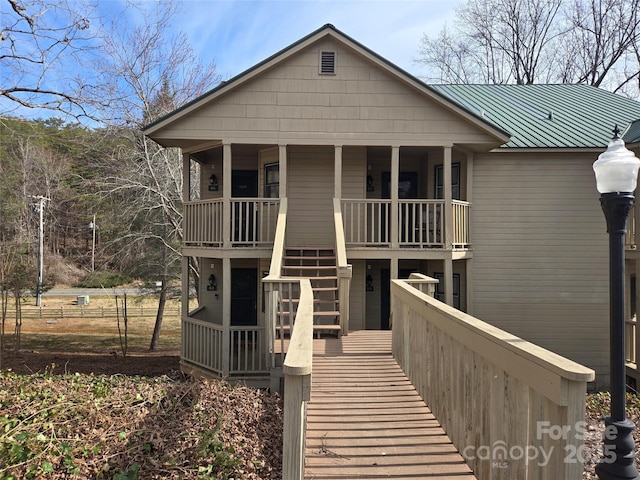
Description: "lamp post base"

(596, 417), (639, 480)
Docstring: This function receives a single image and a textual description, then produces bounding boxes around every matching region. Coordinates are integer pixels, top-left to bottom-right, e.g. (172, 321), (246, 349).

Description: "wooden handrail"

(282, 279), (314, 480)
(392, 279), (595, 480)
(269, 198), (288, 277)
(333, 198), (349, 270)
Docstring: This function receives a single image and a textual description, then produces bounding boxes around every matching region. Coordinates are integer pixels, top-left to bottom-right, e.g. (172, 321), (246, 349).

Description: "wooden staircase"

(281, 247), (341, 336)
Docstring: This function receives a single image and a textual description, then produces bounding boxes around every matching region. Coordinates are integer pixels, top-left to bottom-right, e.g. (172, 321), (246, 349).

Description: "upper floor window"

(435, 163), (461, 200)
(264, 163), (279, 198)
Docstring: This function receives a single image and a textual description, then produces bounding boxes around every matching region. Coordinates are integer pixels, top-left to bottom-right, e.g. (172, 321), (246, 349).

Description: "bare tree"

(561, 0), (640, 92)
(0, 0), (102, 119)
(91, 1), (219, 350)
(418, 0), (640, 97)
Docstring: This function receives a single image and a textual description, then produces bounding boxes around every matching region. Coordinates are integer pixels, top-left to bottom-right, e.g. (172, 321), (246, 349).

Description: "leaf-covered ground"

(582, 392), (640, 479)
(0, 371), (283, 479)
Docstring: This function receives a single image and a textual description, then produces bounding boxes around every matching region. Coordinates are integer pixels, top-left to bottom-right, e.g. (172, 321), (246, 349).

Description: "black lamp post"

(593, 126), (640, 480)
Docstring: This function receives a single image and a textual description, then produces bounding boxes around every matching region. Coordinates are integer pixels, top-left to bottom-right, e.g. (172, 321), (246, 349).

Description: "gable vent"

(320, 51), (336, 75)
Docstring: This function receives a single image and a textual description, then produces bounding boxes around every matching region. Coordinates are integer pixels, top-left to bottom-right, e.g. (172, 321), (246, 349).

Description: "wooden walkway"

(304, 330), (476, 480)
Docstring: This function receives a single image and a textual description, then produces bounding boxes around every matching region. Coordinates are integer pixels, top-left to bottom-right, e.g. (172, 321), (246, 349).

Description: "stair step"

(313, 311), (340, 317)
(277, 324), (342, 333)
(283, 298), (339, 304)
(283, 255), (336, 261)
(312, 286), (338, 292)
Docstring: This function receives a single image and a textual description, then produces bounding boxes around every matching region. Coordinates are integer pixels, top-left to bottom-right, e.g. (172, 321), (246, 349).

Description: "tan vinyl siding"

(471, 152), (609, 379)
(200, 258), (223, 325)
(286, 145), (335, 246)
(342, 146), (366, 198)
(155, 38), (499, 147)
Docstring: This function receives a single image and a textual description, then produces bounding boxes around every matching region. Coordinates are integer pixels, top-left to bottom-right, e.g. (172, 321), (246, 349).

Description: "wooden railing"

(182, 317), (224, 375)
(183, 198), (279, 247)
(181, 317), (268, 376)
(282, 279), (314, 480)
(391, 278), (595, 480)
(452, 200), (471, 248)
(340, 199), (471, 249)
(333, 198), (352, 335)
(626, 316), (637, 365)
(231, 198), (280, 246)
(397, 200), (444, 247)
(626, 206), (636, 249)
(341, 199), (391, 246)
(184, 199), (224, 246)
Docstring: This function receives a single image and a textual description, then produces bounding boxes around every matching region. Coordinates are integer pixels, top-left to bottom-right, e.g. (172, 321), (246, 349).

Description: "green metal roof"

(624, 119), (640, 144)
(431, 84), (640, 149)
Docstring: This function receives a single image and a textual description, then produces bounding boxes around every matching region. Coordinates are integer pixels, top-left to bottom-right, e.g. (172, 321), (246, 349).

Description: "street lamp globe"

(593, 127), (640, 194)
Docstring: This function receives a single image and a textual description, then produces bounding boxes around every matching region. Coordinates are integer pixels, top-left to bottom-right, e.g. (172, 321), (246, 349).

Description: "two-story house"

(143, 24), (640, 388)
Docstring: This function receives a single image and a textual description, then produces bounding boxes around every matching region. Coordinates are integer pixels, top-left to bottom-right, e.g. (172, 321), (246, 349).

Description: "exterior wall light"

(209, 174), (219, 191)
(207, 274), (217, 291)
(593, 125), (640, 480)
(366, 274), (374, 292)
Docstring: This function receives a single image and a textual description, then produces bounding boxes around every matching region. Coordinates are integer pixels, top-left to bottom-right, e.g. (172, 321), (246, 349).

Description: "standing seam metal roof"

(431, 84), (640, 149)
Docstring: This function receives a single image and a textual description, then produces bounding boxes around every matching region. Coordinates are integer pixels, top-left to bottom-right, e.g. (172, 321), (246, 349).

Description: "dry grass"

(13, 294), (182, 354)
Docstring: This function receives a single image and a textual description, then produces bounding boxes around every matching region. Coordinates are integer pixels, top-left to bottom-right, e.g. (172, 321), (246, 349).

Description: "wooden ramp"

(305, 330), (476, 480)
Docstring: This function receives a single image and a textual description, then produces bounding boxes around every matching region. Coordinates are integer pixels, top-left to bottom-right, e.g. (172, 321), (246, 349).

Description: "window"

(435, 163), (461, 200)
(434, 272), (461, 309)
(264, 163), (279, 198)
(319, 51), (336, 75)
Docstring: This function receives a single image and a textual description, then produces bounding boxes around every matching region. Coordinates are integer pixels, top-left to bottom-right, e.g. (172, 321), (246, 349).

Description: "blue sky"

(128, 0), (461, 81)
(1, 0), (461, 121)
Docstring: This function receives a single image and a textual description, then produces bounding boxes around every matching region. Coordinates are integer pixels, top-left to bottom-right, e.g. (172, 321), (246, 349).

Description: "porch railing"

(183, 198), (280, 247)
(333, 198), (352, 335)
(182, 317), (224, 375)
(282, 279), (314, 480)
(626, 206), (636, 249)
(341, 199), (470, 249)
(452, 200), (471, 248)
(231, 198), (280, 246)
(392, 278), (594, 480)
(181, 316), (269, 376)
(626, 316), (637, 365)
(184, 199), (224, 246)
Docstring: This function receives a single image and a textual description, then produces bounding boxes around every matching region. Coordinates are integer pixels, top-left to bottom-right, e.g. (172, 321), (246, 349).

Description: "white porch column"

(390, 257), (399, 281)
(334, 145), (343, 199)
(223, 144), (232, 248)
(182, 153), (190, 202)
(279, 145), (287, 198)
(222, 256), (231, 377)
(444, 146), (453, 249)
(466, 258), (473, 314)
(444, 257), (454, 306)
(181, 153), (191, 321)
(466, 151), (474, 314)
(391, 146), (399, 249)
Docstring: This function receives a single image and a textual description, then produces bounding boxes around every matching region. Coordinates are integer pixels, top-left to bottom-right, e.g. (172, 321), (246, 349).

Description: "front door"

(231, 268), (258, 326)
(232, 170), (258, 242)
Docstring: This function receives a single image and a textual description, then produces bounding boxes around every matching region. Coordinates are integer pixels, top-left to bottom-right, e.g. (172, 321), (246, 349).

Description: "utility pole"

(90, 214), (97, 271)
(31, 195), (50, 306)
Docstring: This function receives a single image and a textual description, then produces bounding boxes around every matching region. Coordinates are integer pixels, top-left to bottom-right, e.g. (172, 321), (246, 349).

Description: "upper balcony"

(183, 197), (471, 251)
